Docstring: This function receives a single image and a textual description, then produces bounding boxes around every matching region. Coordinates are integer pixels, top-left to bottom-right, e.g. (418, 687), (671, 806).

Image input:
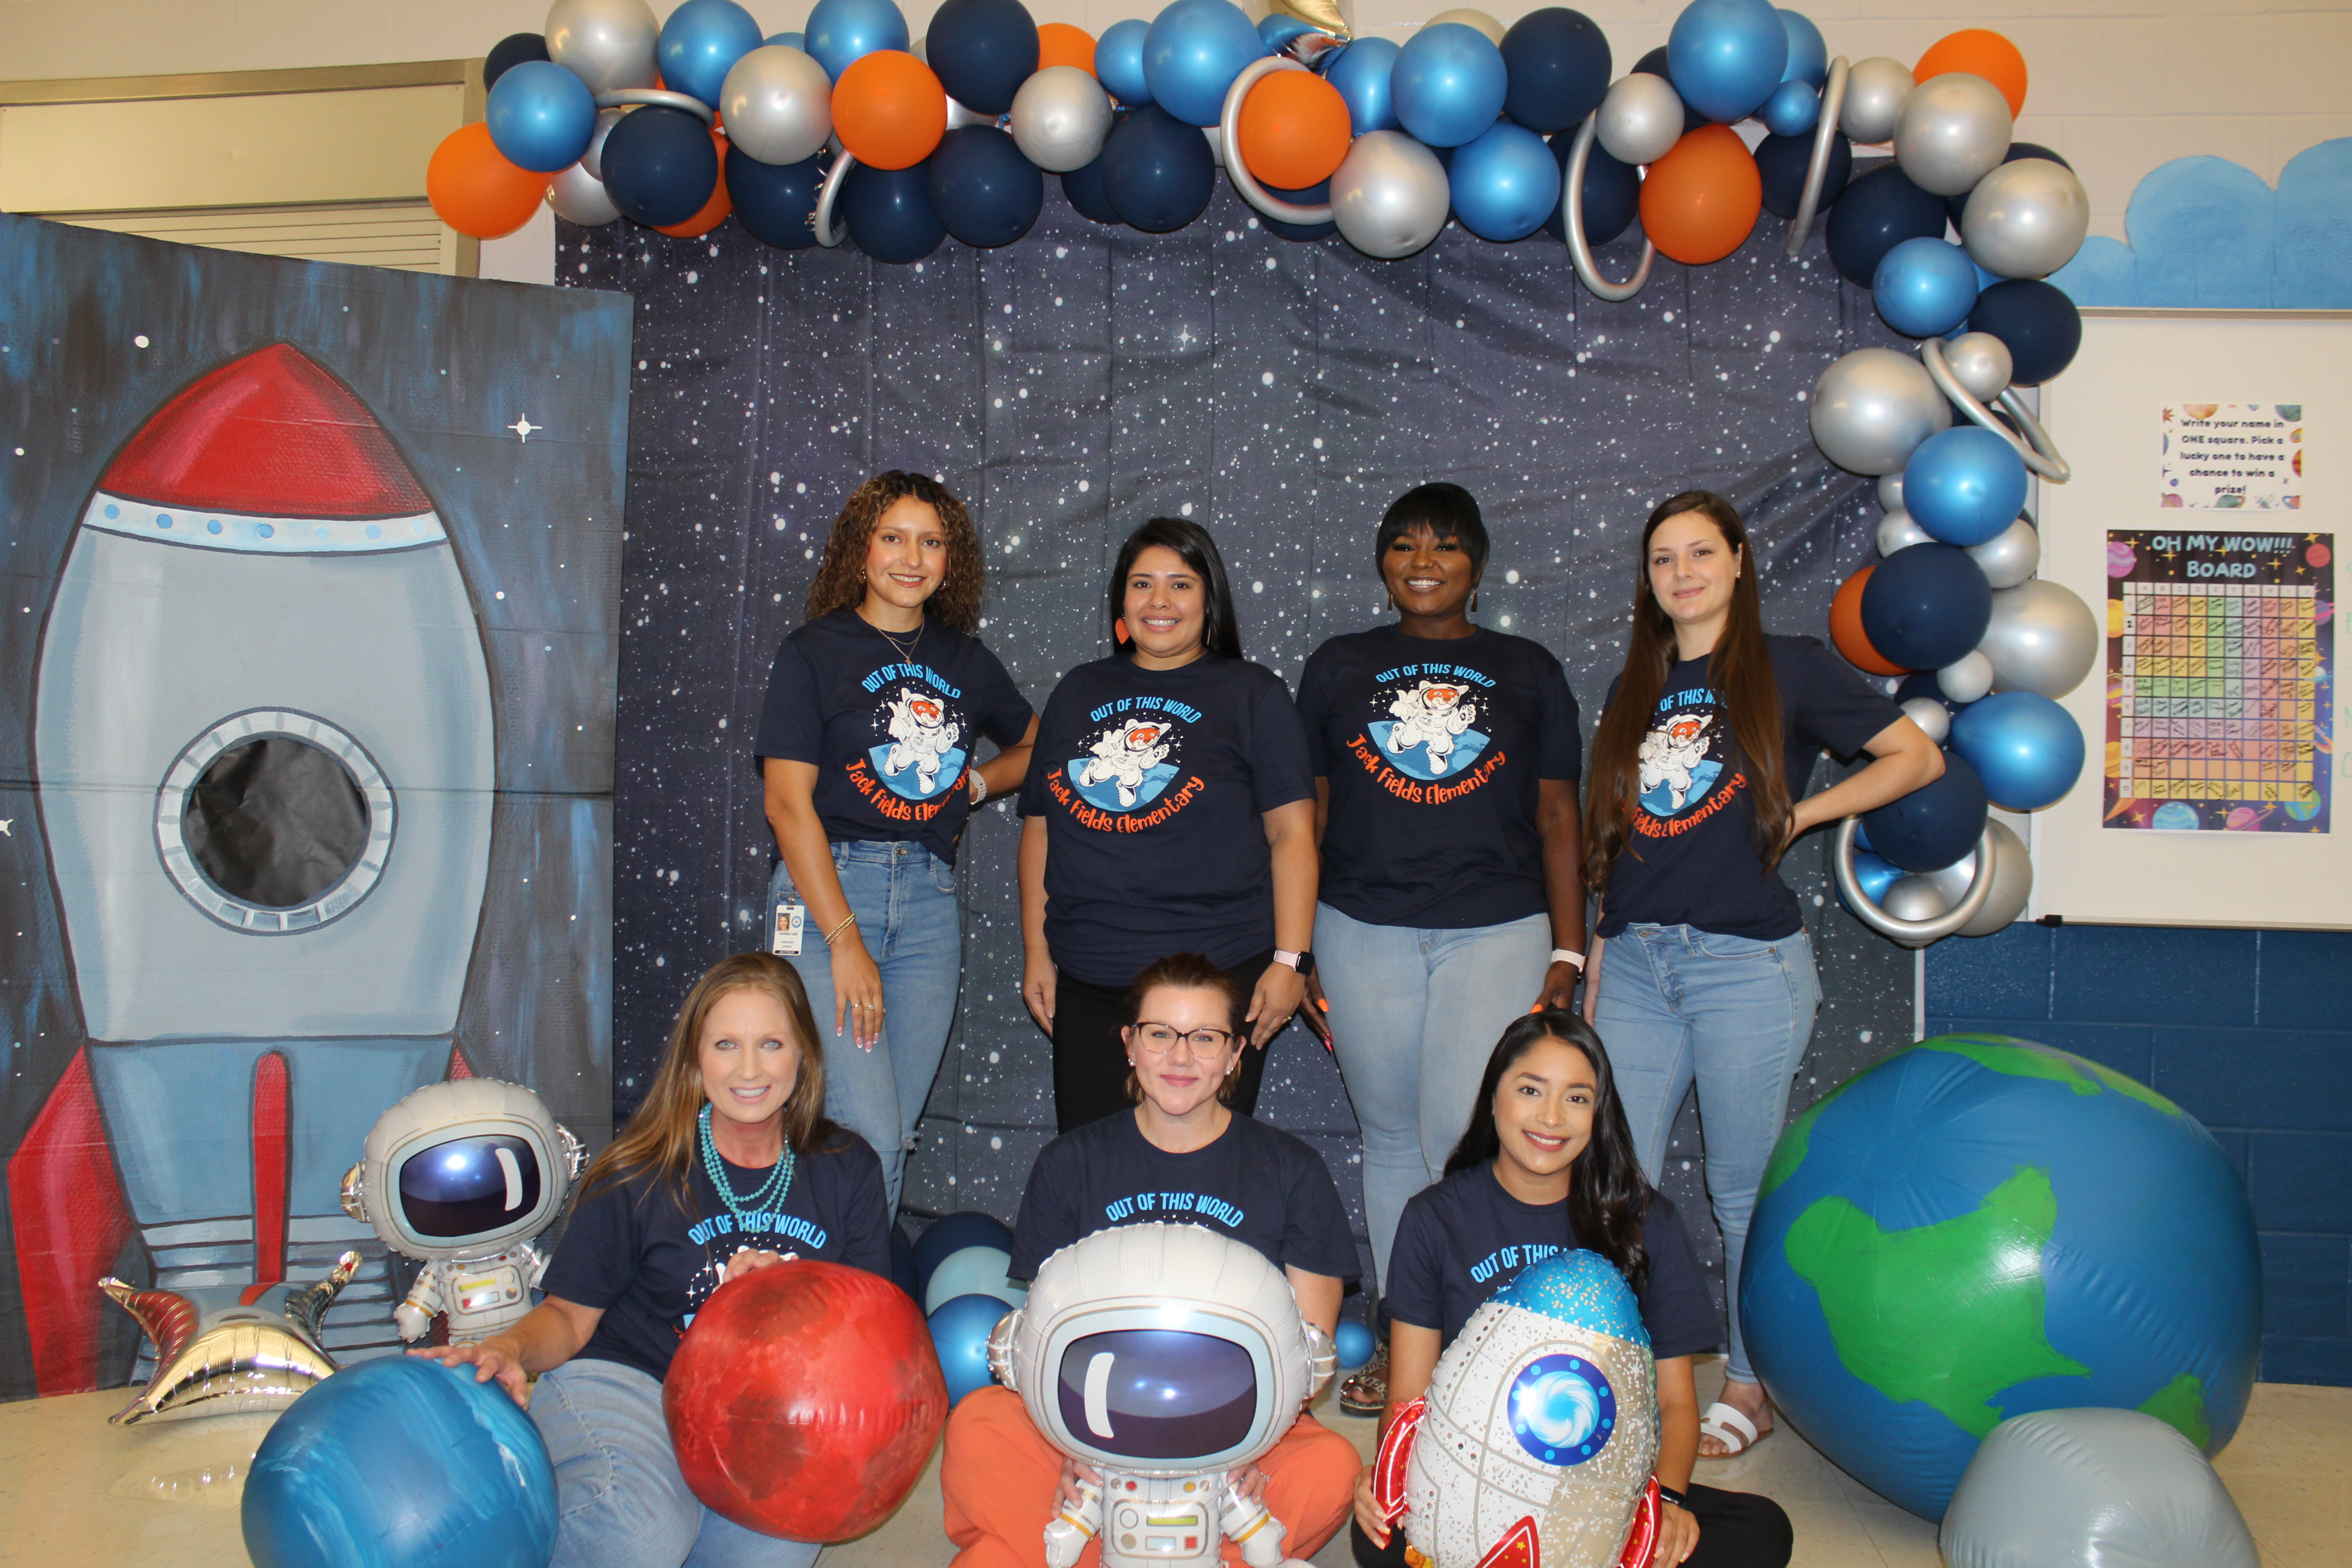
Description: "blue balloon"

(1967, 279), (2082, 387)
(1755, 128), (1848, 218)
(1860, 751), (1989, 872)
(1259, 13), (1318, 52)
(1950, 691), (2084, 811)
(1862, 542), (1994, 672)
(925, 1243), (1026, 1313)
(1100, 104), (1216, 231)
(1668, 0), (1787, 123)
(1839, 848), (1906, 915)
(1825, 160), (1947, 287)
(1097, 18), (1154, 106)
(728, 145), (827, 248)
(1760, 78), (1818, 137)
(912, 1209), (1017, 1289)
(486, 60), (598, 173)
(930, 1293), (1011, 1404)
(1499, 7), (1612, 136)
(483, 32), (551, 92)
(845, 161), (946, 261)
(1392, 23), (1508, 149)
(601, 104), (721, 227)
(1142, 0), (1265, 127)
(1543, 131), (1639, 243)
(243, 1357), (556, 1568)
(805, 0), (911, 80)
(766, 31), (806, 50)
(1334, 1319), (1378, 1370)
(1060, 155), (1125, 224)
(928, 125), (1044, 247)
(1324, 37), (1401, 135)
(1905, 427), (2029, 547)
(929, 0), (1041, 117)
(1263, 177), (1335, 241)
(1873, 236), (1981, 338)
(1777, 8), (1827, 85)
(1449, 120), (1558, 242)
(659, 0), (764, 107)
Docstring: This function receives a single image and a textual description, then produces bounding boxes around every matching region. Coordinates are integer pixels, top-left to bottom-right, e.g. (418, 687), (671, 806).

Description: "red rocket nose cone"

(99, 343), (432, 519)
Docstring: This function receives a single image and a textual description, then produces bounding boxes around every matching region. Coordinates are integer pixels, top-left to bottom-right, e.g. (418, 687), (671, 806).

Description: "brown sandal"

(1339, 1340), (1389, 1416)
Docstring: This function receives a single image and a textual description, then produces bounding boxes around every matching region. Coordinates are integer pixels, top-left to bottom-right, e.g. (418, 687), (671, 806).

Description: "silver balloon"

(1883, 874), (1955, 933)
(1944, 1409), (2260, 1568)
(1901, 695), (1951, 745)
(1893, 72), (2012, 196)
(1982, 578), (2100, 698)
(1203, 124), (1225, 169)
(1877, 506), (1934, 556)
(1597, 73), (1684, 166)
(947, 96), (996, 130)
(1425, 7), (1506, 44)
(1917, 818), (2029, 934)
(1329, 131), (1451, 260)
(1877, 472), (1905, 510)
(1010, 66), (1113, 174)
(1939, 649), (1995, 704)
(1810, 347), (1954, 475)
(720, 45), (834, 166)
(549, 160), (622, 224)
(1967, 516), (2041, 589)
(102, 1252), (360, 1424)
(545, 0), (660, 95)
(910, 33), (926, 62)
(1838, 57), (1914, 144)
(578, 106), (626, 181)
(1963, 157), (2091, 279)
(1944, 331), (2014, 402)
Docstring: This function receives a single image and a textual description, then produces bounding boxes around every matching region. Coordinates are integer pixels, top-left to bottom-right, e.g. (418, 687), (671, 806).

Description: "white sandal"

(1698, 1401), (1765, 1457)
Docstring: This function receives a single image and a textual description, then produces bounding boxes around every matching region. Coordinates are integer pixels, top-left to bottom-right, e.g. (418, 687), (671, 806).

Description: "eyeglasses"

(1130, 1023), (1235, 1054)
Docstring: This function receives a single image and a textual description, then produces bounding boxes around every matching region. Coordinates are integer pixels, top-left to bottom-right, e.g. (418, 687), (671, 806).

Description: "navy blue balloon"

(1450, 121), (1558, 242)
(1667, 0), (1788, 124)
(1861, 542), (1994, 671)
(1944, 141), (2072, 226)
(1967, 279), (2082, 387)
(1060, 155), (1124, 224)
(1325, 37), (1401, 134)
(1097, 17), (1154, 105)
(601, 105), (721, 228)
(483, 32), (551, 91)
(1950, 691), (2085, 811)
(1825, 160), (1947, 286)
(1894, 670), (1959, 715)
(1755, 129), (1848, 219)
(1142, 0), (1265, 127)
(845, 161), (946, 262)
(805, 0), (911, 80)
(1263, 178), (1335, 241)
(1392, 22), (1509, 148)
(928, 126), (1044, 247)
(1873, 236), (1981, 338)
(486, 59), (598, 173)
(890, 1221), (921, 1298)
(659, 0), (764, 107)
(929, 0), (1041, 117)
(931, 1292), (1010, 1404)
(912, 1211), (1017, 1288)
(1100, 104), (1215, 232)
(728, 145), (826, 248)
(1779, 8), (1827, 86)
(1859, 751), (1989, 873)
(243, 1356), (556, 1568)
(1543, 131), (1639, 242)
(1905, 426), (2029, 546)
(1499, 7), (1612, 136)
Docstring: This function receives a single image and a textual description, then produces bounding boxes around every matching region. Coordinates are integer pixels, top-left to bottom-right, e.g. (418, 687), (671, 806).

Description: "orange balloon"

(657, 130), (733, 237)
(1236, 70), (1352, 190)
(426, 122), (550, 240)
(1915, 29), (2027, 118)
(832, 49), (948, 171)
(1037, 23), (1096, 75)
(1637, 124), (1762, 266)
(1831, 566), (1909, 676)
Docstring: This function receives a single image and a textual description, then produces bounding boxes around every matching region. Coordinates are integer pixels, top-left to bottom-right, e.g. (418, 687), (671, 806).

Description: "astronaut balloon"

(988, 1223), (1337, 1568)
(342, 1078), (583, 1344)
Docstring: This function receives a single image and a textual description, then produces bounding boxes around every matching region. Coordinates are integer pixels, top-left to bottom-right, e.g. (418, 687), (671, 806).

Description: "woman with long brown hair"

(415, 951), (889, 1568)
(755, 471), (1037, 1211)
(1581, 492), (1940, 1459)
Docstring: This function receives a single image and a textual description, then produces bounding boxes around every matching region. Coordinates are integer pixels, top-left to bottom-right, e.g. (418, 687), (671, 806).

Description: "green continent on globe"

(1784, 1165), (2090, 1438)
(2138, 1372), (2213, 1449)
(1921, 1035), (2183, 1117)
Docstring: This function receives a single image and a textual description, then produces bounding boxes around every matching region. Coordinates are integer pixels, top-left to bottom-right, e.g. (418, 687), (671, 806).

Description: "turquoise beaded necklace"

(697, 1103), (795, 1217)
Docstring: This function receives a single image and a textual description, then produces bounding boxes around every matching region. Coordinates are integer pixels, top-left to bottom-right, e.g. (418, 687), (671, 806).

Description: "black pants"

(1351, 1484), (1793, 1568)
(1050, 950), (1277, 1132)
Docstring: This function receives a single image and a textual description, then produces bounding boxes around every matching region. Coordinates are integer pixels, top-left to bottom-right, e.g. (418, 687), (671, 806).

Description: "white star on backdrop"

(510, 414), (540, 443)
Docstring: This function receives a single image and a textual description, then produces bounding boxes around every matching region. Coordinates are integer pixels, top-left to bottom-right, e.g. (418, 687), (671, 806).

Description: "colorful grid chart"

(2105, 530), (2335, 832)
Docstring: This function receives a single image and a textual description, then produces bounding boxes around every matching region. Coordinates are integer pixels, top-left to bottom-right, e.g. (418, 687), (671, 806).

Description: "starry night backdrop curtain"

(565, 181), (1919, 1311)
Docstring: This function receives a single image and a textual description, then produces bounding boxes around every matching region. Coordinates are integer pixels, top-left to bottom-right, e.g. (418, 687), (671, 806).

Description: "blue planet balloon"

(1101, 103), (1217, 231)
(1860, 750), (1988, 872)
(1777, 8), (1827, 85)
(1755, 128), (1848, 218)
(912, 1209), (1018, 1290)
(1334, 1319), (1378, 1370)
(1448, 120), (1558, 242)
(1060, 155), (1125, 224)
(1826, 160), (1948, 286)
(1142, 0), (1265, 127)
(925, 1244), (1028, 1314)
(1760, 78), (1819, 137)
(1096, 18), (1154, 106)
(1543, 132), (1639, 243)
(483, 31), (552, 92)
(1873, 236), (1982, 338)
(1498, 6), (1612, 136)
(485, 60), (598, 173)
(659, 0), (765, 107)
(1324, 37), (1401, 135)
(804, 0), (911, 80)
(243, 1356), (557, 1568)
(931, 1292), (1012, 1404)
(1967, 279), (2083, 387)
(1667, 0), (1787, 123)
(1905, 426), (2030, 547)
(1392, 22), (1508, 149)
(1861, 542), (1994, 672)
(928, 0), (1041, 117)
(928, 125), (1044, 247)
(1263, 177), (1335, 241)
(728, 146), (828, 248)
(845, 160), (946, 263)
(1949, 691), (2085, 811)
(766, 31), (806, 50)
(1838, 848), (1906, 916)
(600, 104), (721, 228)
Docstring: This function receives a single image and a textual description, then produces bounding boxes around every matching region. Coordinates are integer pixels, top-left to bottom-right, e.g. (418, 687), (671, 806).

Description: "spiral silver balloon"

(1596, 73), (1684, 166)
(1010, 65), (1114, 175)
(1901, 695), (1951, 745)
(1785, 55), (1849, 257)
(1944, 331), (2014, 402)
(1810, 347), (1952, 475)
(1202, 124), (1225, 168)
(948, 97), (999, 131)
(718, 45), (834, 166)
(593, 88), (715, 125)
(1834, 815), (1999, 946)
(1893, 72), (2013, 196)
(1939, 649), (1995, 704)
(1220, 58), (1333, 226)
(546, 0), (660, 95)
(813, 149), (858, 248)
(1877, 471), (1905, 510)
(1981, 579), (2100, 699)
(1962, 157), (2091, 279)
(1329, 131), (1450, 260)
(1921, 335), (2072, 483)
(548, 160), (622, 224)
(1877, 506), (1934, 556)
(1967, 516), (2042, 590)
(1838, 57), (1914, 144)
(1922, 818), (2033, 936)
(1563, 112), (1655, 301)
(578, 106), (625, 181)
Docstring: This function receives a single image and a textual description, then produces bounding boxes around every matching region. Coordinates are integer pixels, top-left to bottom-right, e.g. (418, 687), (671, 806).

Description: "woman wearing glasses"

(941, 952), (1362, 1568)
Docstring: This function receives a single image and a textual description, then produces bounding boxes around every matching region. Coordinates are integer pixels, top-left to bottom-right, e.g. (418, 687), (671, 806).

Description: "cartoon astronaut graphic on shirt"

(1638, 709), (1725, 817)
(1384, 678), (1479, 776)
(1367, 672), (1492, 784)
(881, 688), (962, 797)
(1078, 716), (1176, 809)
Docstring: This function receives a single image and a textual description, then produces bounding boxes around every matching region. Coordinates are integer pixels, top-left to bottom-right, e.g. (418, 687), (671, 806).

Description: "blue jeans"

(769, 841), (961, 1213)
(530, 1357), (821, 1568)
(1592, 924), (1820, 1387)
(1318, 902), (1553, 1292)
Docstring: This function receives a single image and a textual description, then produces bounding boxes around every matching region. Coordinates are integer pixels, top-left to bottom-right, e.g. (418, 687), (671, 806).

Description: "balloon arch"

(432, 0), (2104, 948)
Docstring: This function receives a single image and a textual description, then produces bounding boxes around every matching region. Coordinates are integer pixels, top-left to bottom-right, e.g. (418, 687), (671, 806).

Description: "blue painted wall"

(1926, 924), (2352, 1387)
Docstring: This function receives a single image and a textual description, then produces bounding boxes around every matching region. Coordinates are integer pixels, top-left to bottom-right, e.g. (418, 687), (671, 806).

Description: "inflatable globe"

(1739, 1035), (2259, 1521)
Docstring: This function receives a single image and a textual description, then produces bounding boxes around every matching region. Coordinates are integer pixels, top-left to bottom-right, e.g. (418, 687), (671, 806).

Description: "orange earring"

(1114, 617), (1130, 645)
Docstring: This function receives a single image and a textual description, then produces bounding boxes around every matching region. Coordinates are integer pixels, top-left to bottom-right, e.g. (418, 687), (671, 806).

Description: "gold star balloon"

(100, 1251), (362, 1425)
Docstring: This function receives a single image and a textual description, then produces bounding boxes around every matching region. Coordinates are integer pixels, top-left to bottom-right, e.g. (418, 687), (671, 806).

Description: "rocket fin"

(1371, 1393), (1425, 1524)
(1472, 1515), (1540, 1568)
(1614, 1480), (1663, 1568)
(8, 1049), (136, 1394)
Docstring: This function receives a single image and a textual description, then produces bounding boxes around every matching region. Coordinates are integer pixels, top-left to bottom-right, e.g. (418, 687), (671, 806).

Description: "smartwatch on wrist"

(1272, 948), (1316, 979)
(1656, 1481), (1689, 1512)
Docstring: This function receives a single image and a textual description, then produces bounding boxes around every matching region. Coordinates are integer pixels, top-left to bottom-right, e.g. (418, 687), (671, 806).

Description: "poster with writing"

(2160, 402), (2304, 509)
(2105, 529), (2334, 832)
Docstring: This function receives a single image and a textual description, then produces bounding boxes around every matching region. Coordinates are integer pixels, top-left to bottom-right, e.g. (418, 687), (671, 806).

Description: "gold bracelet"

(823, 912), (857, 943)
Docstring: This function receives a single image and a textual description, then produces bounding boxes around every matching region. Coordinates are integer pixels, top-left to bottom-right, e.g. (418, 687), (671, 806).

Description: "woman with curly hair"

(754, 471), (1037, 1210)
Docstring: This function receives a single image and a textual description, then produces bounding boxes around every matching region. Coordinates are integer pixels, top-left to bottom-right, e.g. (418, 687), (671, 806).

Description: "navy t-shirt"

(753, 609), (1033, 867)
(1383, 1163), (1719, 1357)
(1011, 1110), (1358, 1285)
(1298, 625), (1582, 929)
(1017, 653), (1316, 985)
(542, 1131), (891, 1382)
(1597, 635), (1902, 940)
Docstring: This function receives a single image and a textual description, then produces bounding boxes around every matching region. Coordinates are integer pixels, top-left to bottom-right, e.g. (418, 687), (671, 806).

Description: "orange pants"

(941, 1386), (1358, 1568)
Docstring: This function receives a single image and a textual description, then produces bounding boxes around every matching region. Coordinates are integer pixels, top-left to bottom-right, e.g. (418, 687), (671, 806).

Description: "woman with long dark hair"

(755, 470), (1037, 1211)
(1582, 491), (1940, 1456)
(1348, 1014), (1792, 1568)
(1017, 518), (1320, 1130)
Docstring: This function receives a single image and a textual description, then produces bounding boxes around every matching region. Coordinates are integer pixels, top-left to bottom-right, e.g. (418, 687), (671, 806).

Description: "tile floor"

(3, 1359), (2343, 1567)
